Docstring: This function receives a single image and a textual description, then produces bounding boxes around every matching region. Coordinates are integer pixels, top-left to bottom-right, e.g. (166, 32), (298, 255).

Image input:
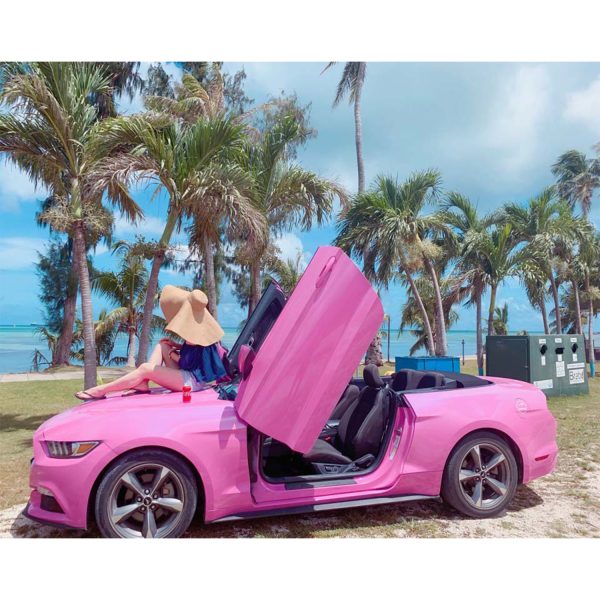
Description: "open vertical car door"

(234, 246), (384, 454)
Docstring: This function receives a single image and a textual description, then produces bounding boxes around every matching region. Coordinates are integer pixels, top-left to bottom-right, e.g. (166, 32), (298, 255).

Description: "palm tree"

(552, 149), (600, 216)
(91, 108), (250, 364)
(441, 192), (497, 373)
(70, 309), (156, 367)
(92, 62), (144, 119)
(518, 259), (551, 335)
(31, 327), (59, 372)
(148, 71), (265, 321)
(92, 242), (157, 367)
(400, 271), (469, 356)
(554, 234), (592, 336)
(502, 188), (580, 334)
(323, 62), (384, 362)
(265, 251), (305, 296)
(236, 115), (347, 313)
(466, 223), (521, 337)
(492, 303), (509, 335)
(323, 62), (367, 193)
(578, 230), (600, 376)
(336, 171), (448, 356)
(0, 63), (141, 388)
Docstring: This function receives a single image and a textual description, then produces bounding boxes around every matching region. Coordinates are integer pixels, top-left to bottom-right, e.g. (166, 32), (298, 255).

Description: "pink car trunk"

(234, 246), (384, 454)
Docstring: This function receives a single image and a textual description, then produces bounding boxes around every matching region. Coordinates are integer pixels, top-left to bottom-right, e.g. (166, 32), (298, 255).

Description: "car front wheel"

(441, 432), (518, 518)
(95, 449), (198, 538)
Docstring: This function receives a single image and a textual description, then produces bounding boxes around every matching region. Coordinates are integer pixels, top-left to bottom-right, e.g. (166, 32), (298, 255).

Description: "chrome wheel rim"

(108, 462), (186, 538)
(458, 443), (510, 511)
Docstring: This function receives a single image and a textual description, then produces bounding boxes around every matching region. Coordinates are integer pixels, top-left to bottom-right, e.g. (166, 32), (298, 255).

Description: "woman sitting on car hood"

(75, 285), (226, 401)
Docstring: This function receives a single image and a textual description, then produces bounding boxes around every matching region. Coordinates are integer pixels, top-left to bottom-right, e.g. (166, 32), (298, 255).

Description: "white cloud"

(0, 237), (46, 270)
(114, 213), (166, 237)
(92, 242), (111, 256)
(496, 295), (535, 314)
(564, 76), (600, 133)
(0, 162), (46, 212)
(480, 65), (551, 172)
(273, 232), (310, 267)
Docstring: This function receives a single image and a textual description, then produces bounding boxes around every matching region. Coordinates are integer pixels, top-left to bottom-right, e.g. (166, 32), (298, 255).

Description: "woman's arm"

(160, 337), (182, 350)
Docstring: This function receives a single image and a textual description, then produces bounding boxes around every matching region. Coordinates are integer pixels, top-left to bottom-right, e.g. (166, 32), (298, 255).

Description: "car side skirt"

(210, 494), (439, 523)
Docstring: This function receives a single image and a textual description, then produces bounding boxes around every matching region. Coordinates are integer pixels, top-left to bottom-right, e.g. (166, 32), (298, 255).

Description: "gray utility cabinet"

(486, 334), (589, 397)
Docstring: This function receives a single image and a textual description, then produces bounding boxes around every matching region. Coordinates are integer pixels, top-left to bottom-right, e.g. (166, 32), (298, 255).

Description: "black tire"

(441, 431), (518, 518)
(95, 449), (198, 538)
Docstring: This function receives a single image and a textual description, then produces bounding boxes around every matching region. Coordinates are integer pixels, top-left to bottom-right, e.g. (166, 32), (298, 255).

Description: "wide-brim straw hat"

(159, 285), (224, 346)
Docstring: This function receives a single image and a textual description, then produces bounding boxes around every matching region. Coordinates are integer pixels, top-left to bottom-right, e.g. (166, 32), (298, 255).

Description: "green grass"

(1, 360), (598, 537)
(0, 379), (81, 510)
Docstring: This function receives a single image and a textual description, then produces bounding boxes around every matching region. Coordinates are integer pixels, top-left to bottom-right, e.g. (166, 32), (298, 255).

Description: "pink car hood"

(234, 246), (383, 454)
(36, 387), (230, 441)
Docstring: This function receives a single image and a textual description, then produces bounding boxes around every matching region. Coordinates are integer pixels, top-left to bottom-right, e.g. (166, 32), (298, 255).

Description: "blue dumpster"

(395, 356), (460, 373)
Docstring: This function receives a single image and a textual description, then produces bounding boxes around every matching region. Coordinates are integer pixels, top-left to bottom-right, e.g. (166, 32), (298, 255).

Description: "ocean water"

(0, 325), (486, 374)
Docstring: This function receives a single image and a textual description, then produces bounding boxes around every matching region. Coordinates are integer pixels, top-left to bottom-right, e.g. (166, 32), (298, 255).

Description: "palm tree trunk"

(137, 249), (163, 365)
(73, 222), (97, 389)
(404, 268), (435, 356)
(365, 332), (384, 366)
(53, 257), (78, 366)
(424, 258), (448, 356)
(249, 260), (262, 315)
(487, 283), (498, 337)
(573, 279), (583, 335)
(586, 276), (596, 377)
(540, 295), (550, 335)
(353, 84), (365, 194)
(548, 270), (562, 333)
(127, 326), (137, 368)
(476, 290), (484, 375)
(202, 234), (218, 320)
(137, 208), (179, 365)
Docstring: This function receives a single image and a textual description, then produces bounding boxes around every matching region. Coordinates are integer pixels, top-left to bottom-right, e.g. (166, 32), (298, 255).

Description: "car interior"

(260, 366), (494, 481)
(219, 279), (493, 482)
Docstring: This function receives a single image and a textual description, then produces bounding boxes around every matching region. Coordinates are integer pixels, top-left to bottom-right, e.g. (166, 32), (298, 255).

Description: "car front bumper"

(26, 440), (117, 530)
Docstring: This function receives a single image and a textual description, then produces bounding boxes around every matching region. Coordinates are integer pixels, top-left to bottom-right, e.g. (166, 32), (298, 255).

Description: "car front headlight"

(45, 441), (99, 458)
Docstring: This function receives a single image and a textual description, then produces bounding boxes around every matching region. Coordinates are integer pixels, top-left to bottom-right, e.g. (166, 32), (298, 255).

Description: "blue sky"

(1, 62), (600, 330)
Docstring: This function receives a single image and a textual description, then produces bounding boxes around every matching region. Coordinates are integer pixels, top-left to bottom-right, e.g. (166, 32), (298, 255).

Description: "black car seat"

(414, 371), (444, 389)
(390, 368), (421, 391)
(302, 365), (392, 473)
(329, 384), (360, 420)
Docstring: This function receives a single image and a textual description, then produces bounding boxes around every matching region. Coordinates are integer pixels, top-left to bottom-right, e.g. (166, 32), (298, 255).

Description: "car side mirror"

(238, 344), (256, 380)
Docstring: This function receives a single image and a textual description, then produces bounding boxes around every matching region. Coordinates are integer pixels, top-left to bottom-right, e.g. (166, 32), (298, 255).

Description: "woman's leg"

(84, 362), (186, 396)
(130, 342), (177, 392)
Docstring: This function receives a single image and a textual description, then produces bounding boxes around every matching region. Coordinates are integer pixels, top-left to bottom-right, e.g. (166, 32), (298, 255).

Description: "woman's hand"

(168, 348), (180, 363)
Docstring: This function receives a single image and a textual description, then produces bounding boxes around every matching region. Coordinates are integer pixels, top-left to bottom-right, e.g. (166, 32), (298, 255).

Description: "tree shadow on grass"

(0, 413), (56, 434)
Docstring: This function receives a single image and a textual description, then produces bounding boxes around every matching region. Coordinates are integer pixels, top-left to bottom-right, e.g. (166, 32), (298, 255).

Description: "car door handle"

(315, 256), (336, 288)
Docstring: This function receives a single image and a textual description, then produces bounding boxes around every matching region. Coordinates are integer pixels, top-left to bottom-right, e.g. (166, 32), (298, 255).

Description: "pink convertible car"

(25, 247), (558, 538)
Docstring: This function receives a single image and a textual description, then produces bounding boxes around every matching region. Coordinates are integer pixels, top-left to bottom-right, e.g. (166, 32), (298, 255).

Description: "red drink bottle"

(182, 385), (192, 403)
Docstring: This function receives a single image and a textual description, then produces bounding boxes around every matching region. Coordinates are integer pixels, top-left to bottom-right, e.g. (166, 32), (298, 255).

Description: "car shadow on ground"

(7, 484), (544, 538)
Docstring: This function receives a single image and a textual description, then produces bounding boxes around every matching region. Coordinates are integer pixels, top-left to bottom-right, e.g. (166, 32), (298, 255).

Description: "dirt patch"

(3, 467), (598, 538)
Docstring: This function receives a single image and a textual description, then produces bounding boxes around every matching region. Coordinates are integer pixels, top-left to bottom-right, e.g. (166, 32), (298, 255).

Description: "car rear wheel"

(441, 432), (518, 518)
(95, 449), (197, 538)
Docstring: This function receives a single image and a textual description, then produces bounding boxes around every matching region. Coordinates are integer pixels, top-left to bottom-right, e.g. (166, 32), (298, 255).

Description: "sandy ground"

(2, 466), (598, 538)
